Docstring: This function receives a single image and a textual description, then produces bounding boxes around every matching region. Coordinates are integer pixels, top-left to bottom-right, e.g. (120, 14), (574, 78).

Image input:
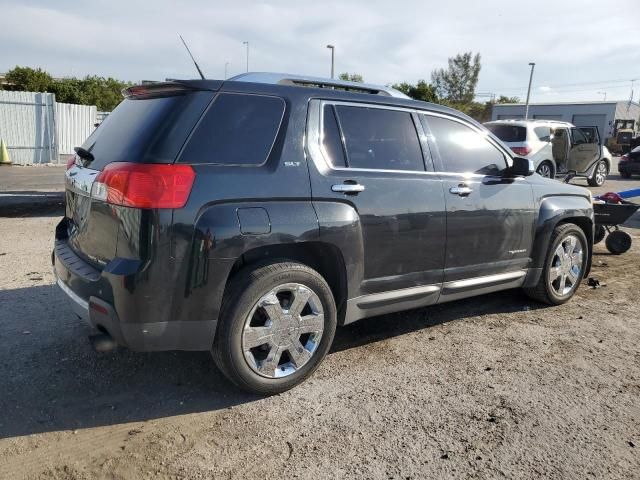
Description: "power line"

(483, 76), (640, 93)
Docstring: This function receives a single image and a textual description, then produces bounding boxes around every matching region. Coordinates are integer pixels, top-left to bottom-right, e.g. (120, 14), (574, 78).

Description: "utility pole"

(597, 91), (607, 101)
(326, 44), (335, 79)
(243, 41), (249, 72)
(524, 62), (535, 120)
(224, 62), (230, 79)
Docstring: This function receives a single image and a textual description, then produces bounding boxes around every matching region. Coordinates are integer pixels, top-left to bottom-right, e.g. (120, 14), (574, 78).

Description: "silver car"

(484, 119), (610, 186)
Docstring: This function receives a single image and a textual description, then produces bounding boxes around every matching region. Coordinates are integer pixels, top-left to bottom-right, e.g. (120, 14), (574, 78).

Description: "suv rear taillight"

(510, 146), (532, 156)
(619, 154), (630, 163)
(66, 155), (76, 170)
(92, 162), (195, 209)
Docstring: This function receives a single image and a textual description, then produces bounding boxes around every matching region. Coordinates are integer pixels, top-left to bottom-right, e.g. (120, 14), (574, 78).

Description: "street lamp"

(597, 91), (607, 101)
(224, 61), (230, 79)
(242, 41), (249, 72)
(524, 62), (535, 120)
(326, 44), (335, 79)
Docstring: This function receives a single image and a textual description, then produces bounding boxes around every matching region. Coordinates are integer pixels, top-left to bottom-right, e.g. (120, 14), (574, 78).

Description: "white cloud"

(1, 0), (640, 102)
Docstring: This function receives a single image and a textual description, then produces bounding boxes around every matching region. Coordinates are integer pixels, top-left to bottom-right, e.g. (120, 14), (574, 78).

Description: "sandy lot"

(1, 179), (639, 479)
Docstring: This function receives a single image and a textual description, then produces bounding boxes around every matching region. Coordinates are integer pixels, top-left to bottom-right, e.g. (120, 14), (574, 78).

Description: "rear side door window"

(179, 93), (285, 165)
(424, 115), (508, 175)
(534, 126), (551, 142)
(330, 105), (425, 172)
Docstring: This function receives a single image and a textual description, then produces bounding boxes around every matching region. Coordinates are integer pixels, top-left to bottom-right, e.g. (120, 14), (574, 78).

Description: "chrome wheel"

(242, 283), (324, 379)
(548, 234), (584, 297)
(537, 162), (552, 178)
(594, 162), (607, 186)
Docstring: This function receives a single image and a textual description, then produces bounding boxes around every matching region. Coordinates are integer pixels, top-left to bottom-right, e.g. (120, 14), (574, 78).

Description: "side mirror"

(507, 157), (534, 177)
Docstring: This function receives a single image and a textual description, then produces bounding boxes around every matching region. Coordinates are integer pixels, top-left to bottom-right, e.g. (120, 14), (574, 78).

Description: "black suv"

(54, 73), (594, 394)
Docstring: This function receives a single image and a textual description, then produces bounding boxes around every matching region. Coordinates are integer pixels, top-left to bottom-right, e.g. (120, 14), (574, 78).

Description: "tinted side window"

(571, 128), (588, 145)
(334, 106), (424, 171)
(534, 126), (551, 142)
(180, 93), (285, 165)
(426, 116), (507, 175)
(321, 105), (346, 167)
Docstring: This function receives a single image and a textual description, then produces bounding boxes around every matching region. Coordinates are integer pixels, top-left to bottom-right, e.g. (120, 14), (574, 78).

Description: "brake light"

(619, 154), (629, 163)
(92, 163), (195, 209)
(510, 146), (532, 156)
(66, 155), (76, 170)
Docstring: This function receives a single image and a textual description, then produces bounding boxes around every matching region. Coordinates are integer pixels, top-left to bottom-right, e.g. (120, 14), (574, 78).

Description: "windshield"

(485, 124), (527, 143)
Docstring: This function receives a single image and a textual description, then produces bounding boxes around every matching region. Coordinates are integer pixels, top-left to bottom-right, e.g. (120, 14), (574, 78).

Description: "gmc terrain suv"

(54, 73), (594, 394)
(484, 119), (610, 186)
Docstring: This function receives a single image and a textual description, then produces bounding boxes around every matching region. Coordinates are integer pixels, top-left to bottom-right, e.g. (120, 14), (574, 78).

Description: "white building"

(491, 101), (640, 142)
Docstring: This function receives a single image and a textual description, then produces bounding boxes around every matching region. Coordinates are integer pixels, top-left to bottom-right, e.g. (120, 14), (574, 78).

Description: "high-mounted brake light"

(92, 163), (195, 209)
(510, 146), (532, 156)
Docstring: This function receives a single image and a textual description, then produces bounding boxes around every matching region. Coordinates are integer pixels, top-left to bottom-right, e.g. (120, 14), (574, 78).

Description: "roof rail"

(227, 72), (410, 99)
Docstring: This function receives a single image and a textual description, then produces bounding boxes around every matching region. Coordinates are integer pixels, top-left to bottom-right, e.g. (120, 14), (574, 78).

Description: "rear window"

(80, 91), (214, 171)
(179, 93), (285, 165)
(485, 124), (527, 143)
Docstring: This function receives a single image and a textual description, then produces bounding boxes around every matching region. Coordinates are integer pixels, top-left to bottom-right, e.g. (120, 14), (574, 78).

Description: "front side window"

(179, 93), (285, 165)
(333, 105), (424, 171)
(426, 116), (507, 175)
(571, 128), (589, 145)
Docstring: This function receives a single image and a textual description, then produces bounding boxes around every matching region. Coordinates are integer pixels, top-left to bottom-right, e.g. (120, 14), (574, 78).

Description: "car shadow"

(0, 192), (64, 218)
(0, 283), (546, 440)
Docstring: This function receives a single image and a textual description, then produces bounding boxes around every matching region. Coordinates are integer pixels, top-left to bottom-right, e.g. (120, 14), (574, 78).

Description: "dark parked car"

(618, 145), (640, 178)
(54, 73), (594, 394)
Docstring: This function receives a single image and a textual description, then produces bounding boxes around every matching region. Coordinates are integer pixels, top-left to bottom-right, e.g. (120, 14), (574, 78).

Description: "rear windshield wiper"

(74, 146), (94, 162)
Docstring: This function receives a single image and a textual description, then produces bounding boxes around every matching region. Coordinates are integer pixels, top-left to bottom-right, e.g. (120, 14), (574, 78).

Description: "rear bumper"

(53, 239), (216, 352)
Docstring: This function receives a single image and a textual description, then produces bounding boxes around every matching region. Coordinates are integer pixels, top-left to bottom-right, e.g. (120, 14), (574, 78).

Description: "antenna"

(178, 34), (205, 80)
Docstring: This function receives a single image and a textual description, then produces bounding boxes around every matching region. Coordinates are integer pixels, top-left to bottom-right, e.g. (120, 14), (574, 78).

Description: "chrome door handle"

(449, 185), (473, 196)
(332, 183), (365, 194)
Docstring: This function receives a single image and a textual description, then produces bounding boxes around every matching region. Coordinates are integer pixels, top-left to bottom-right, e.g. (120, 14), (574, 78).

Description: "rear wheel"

(620, 171), (632, 179)
(213, 261), (337, 395)
(588, 160), (608, 187)
(524, 223), (588, 305)
(536, 161), (555, 178)
(605, 229), (632, 255)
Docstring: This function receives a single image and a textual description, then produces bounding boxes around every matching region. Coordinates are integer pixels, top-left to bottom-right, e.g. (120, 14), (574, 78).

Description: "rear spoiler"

(122, 80), (223, 99)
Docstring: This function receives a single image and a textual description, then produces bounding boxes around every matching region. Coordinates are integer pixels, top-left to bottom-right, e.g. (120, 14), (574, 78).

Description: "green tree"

(431, 52), (481, 104)
(496, 95), (520, 104)
(392, 80), (438, 103)
(4, 66), (53, 92)
(338, 72), (364, 83)
(49, 78), (87, 105)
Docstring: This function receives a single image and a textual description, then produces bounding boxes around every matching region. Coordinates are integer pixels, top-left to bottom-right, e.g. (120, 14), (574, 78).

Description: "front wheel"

(213, 261), (337, 395)
(524, 223), (588, 305)
(588, 160), (608, 187)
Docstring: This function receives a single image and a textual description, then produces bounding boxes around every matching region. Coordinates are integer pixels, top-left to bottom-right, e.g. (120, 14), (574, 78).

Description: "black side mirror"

(507, 157), (534, 177)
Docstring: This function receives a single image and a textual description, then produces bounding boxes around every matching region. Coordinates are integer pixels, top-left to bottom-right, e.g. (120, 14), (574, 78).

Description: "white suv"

(484, 119), (611, 186)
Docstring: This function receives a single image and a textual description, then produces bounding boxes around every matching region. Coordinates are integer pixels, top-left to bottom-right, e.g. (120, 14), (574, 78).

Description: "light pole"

(242, 41), (249, 72)
(326, 44), (335, 79)
(224, 61), (230, 79)
(524, 62), (535, 120)
(597, 91), (607, 101)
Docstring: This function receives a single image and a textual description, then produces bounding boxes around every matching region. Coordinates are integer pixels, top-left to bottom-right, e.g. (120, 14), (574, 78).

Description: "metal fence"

(0, 90), (98, 165)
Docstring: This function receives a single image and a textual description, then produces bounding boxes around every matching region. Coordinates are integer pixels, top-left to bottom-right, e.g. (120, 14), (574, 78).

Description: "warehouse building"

(491, 101), (640, 142)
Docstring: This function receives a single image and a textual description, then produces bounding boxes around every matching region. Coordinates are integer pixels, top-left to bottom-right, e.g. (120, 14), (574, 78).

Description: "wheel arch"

(524, 196), (594, 287)
(223, 241), (349, 325)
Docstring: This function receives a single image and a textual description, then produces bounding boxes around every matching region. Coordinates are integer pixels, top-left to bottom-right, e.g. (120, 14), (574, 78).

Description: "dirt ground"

(1, 179), (639, 479)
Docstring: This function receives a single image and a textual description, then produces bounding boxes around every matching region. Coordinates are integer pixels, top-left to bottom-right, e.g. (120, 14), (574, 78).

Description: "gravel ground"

(1, 179), (639, 479)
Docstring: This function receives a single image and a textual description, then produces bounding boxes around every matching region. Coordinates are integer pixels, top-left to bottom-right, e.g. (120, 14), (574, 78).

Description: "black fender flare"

(523, 195), (594, 288)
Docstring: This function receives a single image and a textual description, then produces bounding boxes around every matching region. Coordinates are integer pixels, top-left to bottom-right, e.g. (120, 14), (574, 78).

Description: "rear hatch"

(63, 82), (216, 269)
(485, 123), (532, 157)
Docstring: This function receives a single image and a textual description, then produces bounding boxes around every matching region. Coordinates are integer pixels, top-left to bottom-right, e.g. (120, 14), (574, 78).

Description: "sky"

(1, 0), (640, 103)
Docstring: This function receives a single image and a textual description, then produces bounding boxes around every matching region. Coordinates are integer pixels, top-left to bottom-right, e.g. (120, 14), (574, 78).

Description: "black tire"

(524, 223), (588, 305)
(620, 171), (632, 179)
(605, 230), (632, 255)
(536, 161), (555, 179)
(212, 261), (337, 395)
(594, 224), (606, 244)
(587, 160), (608, 187)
